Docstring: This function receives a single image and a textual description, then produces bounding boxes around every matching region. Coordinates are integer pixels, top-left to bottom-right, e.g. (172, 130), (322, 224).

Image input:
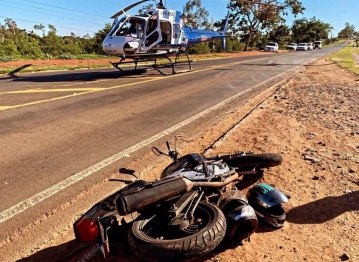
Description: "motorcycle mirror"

(173, 135), (182, 152)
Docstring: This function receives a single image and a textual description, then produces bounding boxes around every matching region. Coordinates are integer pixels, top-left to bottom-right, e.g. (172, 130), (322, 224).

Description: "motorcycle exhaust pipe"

(191, 169), (258, 188)
(116, 171), (249, 215)
(116, 175), (193, 215)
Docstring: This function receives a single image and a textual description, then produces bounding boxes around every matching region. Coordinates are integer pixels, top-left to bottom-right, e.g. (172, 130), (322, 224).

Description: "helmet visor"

(257, 189), (288, 207)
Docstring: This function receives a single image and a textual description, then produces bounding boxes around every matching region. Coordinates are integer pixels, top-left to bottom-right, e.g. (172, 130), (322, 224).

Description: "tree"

(182, 0), (210, 29)
(48, 24), (57, 35)
(291, 17), (333, 43)
(33, 24), (45, 36)
(225, 0), (305, 51)
(92, 23), (112, 54)
(338, 23), (356, 39)
(4, 18), (18, 34)
(268, 24), (290, 46)
(138, 3), (154, 15)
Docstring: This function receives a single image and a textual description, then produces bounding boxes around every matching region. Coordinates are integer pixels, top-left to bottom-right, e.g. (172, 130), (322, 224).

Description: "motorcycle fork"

(185, 191), (204, 223)
(168, 191), (198, 219)
(168, 190), (204, 225)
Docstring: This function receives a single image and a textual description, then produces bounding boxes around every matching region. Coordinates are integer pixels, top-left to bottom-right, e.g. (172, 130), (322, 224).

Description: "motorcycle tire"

(225, 153), (282, 169)
(128, 202), (226, 261)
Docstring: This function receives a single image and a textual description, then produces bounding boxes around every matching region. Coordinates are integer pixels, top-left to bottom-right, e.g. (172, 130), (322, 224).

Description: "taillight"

(74, 217), (100, 243)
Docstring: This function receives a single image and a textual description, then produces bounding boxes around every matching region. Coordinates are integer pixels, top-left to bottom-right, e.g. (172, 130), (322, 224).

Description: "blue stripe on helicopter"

(183, 27), (226, 46)
(175, 11), (182, 23)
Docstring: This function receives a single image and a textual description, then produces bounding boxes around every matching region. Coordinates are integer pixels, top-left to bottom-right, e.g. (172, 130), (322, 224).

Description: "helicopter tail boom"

(221, 11), (230, 50)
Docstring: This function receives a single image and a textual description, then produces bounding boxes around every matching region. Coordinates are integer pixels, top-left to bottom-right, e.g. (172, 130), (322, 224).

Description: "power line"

(106, 0), (123, 4)
(2, 3), (107, 26)
(0, 15), (100, 35)
(3, 0), (110, 23)
(21, 0), (110, 18)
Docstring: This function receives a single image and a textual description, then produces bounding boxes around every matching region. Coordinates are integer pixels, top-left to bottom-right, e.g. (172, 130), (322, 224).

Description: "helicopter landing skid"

(110, 51), (192, 75)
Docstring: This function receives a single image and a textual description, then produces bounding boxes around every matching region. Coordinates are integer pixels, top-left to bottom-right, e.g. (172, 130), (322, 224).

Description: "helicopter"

(102, 0), (230, 75)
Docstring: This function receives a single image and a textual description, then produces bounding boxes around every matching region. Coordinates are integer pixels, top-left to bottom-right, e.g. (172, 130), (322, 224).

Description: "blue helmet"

(246, 184), (288, 228)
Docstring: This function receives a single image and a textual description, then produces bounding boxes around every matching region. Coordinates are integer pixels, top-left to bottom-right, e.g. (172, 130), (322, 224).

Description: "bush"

(186, 42), (211, 54)
(0, 55), (17, 62)
(58, 53), (75, 59)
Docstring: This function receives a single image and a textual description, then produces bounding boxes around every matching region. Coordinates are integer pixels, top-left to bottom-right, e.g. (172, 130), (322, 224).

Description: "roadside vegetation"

(0, 0), (357, 72)
(328, 41), (359, 75)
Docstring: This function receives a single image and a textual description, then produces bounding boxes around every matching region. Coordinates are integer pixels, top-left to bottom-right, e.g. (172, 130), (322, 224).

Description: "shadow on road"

(0, 68), (156, 83)
(18, 235), (259, 262)
(8, 64), (32, 75)
(17, 240), (91, 262)
(287, 190), (359, 224)
(2, 70), (150, 82)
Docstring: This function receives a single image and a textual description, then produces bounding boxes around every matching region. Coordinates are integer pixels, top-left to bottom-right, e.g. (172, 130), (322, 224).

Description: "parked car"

(264, 42), (279, 52)
(307, 43), (314, 51)
(314, 41), (322, 49)
(296, 43), (308, 51)
(286, 43), (297, 51)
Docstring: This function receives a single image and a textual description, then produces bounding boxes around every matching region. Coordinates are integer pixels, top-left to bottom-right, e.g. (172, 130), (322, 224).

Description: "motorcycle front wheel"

(128, 202), (226, 261)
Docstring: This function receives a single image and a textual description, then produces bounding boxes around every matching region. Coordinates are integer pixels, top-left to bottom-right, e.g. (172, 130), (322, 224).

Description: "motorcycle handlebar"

(166, 141), (171, 151)
(152, 146), (165, 156)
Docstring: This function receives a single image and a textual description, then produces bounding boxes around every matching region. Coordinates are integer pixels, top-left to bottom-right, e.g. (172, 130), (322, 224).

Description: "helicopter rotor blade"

(111, 0), (152, 19)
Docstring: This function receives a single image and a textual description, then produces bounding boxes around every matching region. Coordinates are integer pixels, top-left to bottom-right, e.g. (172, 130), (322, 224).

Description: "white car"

(307, 43), (313, 51)
(264, 42), (278, 53)
(313, 41), (322, 49)
(296, 43), (308, 51)
(286, 43), (297, 51)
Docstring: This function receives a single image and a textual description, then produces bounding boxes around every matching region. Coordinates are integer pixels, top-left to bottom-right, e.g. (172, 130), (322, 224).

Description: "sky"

(0, 0), (358, 37)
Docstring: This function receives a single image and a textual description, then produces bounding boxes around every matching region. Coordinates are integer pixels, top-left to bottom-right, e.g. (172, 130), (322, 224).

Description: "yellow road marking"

(0, 57), (269, 112)
(1, 88), (106, 94)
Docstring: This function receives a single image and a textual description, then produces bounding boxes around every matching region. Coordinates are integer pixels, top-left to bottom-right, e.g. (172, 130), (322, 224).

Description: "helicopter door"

(172, 23), (182, 45)
(142, 14), (162, 52)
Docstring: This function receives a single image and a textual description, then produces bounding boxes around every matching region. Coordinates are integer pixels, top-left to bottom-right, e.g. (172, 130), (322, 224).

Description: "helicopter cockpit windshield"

(108, 16), (145, 38)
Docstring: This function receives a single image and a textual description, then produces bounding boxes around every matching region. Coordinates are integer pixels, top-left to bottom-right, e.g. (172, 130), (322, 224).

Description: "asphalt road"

(0, 42), (348, 260)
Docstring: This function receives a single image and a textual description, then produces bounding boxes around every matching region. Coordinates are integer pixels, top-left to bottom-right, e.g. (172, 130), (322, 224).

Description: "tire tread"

(128, 202), (226, 261)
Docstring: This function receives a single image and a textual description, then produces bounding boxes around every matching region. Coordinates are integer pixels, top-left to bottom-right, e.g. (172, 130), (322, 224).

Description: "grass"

(327, 41), (359, 75)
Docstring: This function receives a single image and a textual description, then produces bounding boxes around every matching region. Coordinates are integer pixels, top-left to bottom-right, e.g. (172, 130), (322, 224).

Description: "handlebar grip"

(152, 147), (163, 156)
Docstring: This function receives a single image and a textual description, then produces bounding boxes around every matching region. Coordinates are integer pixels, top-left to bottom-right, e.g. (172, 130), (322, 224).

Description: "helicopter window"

(108, 17), (126, 36)
(173, 24), (180, 39)
(128, 18), (145, 38)
(115, 20), (131, 36)
(144, 31), (159, 47)
(160, 21), (171, 44)
(146, 14), (158, 35)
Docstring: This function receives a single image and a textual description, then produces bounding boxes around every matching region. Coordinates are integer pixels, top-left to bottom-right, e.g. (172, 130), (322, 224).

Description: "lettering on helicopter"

(102, 0), (230, 75)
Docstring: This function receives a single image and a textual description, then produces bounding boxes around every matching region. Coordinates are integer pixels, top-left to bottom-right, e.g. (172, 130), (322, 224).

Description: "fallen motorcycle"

(73, 141), (283, 261)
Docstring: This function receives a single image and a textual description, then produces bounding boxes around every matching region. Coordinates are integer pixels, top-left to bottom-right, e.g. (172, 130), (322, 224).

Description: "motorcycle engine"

(169, 161), (232, 181)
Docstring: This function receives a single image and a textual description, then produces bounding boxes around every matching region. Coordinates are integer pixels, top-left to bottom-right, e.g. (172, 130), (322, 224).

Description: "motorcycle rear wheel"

(224, 153), (282, 169)
(128, 202), (226, 261)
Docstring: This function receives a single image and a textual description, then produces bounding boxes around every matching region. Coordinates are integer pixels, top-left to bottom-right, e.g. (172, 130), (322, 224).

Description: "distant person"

(129, 20), (138, 36)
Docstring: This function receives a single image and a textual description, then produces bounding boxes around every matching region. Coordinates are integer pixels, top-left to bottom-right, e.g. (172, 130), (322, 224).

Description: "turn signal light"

(74, 218), (100, 243)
